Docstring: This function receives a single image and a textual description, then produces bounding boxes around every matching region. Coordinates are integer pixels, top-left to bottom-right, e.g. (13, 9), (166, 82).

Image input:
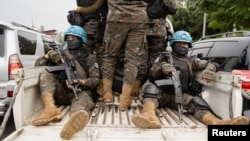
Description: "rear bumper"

(0, 80), (15, 116)
(0, 97), (11, 116)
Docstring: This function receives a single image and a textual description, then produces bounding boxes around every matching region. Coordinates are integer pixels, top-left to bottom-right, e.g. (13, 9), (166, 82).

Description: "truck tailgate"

(4, 96), (207, 141)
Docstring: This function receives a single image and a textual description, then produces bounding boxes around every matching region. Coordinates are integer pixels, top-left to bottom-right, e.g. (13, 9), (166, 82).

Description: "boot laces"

(120, 94), (131, 103)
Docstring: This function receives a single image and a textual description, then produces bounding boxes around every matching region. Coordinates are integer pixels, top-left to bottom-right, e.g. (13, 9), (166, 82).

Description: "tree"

(188, 0), (250, 31)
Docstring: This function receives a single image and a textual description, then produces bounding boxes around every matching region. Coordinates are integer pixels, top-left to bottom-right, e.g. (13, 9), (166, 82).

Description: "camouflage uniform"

(147, 18), (167, 69)
(67, 0), (108, 97)
(133, 52), (249, 128)
(74, 0), (108, 54)
(101, 0), (150, 84)
(35, 48), (99, 115)
(129, 19), (166, 98)
(100, 0), (150, 107)
(131, 30), (249, 129)
(145, 53), (215, 121)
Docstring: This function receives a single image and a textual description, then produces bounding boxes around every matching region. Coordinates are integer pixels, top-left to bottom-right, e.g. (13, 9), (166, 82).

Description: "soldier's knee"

(187, 96), (212, 114)
(142, 83), (159, 99)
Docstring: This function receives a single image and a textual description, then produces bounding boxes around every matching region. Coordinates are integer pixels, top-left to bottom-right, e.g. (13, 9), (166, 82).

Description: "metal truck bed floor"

(4, 96), (207, 141)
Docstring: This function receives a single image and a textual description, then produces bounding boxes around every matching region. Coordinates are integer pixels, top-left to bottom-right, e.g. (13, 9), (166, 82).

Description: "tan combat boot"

(102, 79), (113, 103)
(201, 112), (249, 125)
(130, 79), (141, 98)
(96, 79), (104, 96)
(119, 84), (133, 111)
(131, 100), (161, 129)
(32, 92), (62, 126)
(60, 110), (89, 140)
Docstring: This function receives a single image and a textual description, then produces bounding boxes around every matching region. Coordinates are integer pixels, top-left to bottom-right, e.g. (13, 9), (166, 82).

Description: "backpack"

(147, 0), (178, 19)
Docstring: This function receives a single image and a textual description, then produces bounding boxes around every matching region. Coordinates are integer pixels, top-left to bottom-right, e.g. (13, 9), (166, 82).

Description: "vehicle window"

(18, 30), (37, 55)
(0, 28), (4, 57)
(42, 35), (54, 54)
(208, 41), (238, 57)
(190, 47), (210, 59)
(190, 42), (214, 58)
(222, 57), (239, 72)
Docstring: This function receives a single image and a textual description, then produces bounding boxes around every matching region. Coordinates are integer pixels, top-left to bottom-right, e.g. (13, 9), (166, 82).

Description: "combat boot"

(96, 79), (104, 96)
(201, 112), (249, 125)
(130, 79), (141, 98)
(60, 110), (89, 140)
(119, 84), (133, 111)
(131, 100), (161, 129)
(102, 79), (113, 103)
(32, 92), (62, 126)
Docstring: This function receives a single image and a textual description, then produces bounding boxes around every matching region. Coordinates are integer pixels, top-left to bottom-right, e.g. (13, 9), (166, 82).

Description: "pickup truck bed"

(4, 66), (246, 141)
(4, 96), (207, 141)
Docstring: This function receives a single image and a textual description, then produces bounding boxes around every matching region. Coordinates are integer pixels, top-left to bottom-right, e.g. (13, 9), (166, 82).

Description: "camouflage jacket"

(107, 0), (149, 23)
(149, 52), (214, 93)
(35, 49), (100, 89)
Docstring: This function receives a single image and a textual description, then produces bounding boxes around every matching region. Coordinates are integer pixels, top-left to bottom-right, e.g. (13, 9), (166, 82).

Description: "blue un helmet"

(170, 30), (192, 48)
(64, 25), (88, 44)
(170, 31), (192, 56)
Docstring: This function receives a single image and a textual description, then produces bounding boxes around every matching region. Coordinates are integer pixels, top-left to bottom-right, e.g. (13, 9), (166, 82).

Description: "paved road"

(0, 112), (16, 140)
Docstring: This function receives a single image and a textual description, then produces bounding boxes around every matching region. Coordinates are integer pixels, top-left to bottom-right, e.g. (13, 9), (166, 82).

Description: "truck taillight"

(9, 54), (23, 80)
(232, 70), (250, 90)
(7, 91), (13, 97)
(242, 81), (250, 90)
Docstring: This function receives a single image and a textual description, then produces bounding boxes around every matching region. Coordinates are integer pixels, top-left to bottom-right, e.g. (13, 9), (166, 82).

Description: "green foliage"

(188, 0), (250, 31)
(171, 0), (250, 40)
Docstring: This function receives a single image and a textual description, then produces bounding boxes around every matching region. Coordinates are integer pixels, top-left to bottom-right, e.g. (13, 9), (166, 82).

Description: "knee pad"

(187, 96), (212, 114)
(142, 83), (159, 99)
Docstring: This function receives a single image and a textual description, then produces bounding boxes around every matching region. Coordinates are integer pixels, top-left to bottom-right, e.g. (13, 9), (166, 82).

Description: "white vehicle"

(0, 21), (59, 117)
(2, 66), (249, 141)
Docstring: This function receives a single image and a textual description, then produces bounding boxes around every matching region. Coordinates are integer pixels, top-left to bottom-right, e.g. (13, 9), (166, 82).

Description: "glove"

(202, 64), (217, 82)
(46, 50), (62, 63)
(75, 79), (86, 86)
(161, 62), (173, 75)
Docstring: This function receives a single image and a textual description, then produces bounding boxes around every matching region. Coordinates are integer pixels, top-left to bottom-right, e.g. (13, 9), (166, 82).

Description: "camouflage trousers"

(84, 19), (104, 67)
(147, 35), (166, 67)
(147, 18), (167, 71)
(39, 69), (95, 115)
(100, 22), (149, 85)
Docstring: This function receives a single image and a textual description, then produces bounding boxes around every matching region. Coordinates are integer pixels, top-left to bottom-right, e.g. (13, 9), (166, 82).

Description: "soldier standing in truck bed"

(99, 0), (150, 111)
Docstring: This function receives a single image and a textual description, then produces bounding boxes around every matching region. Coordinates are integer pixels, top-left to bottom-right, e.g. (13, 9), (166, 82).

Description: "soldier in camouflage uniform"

(132, 31), (249, 129)
(130, 0), (178, 99)
(67, 0), (108, 97)
(131, 18), (176, 99)
(130, 18), (168, 99)
(32, 25), (100, 139)
(100, 0), (150, 110)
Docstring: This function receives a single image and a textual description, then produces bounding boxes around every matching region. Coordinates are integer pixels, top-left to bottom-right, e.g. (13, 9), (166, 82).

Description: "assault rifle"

(46, 43), (79, 100)
(154, 51), (184, 123)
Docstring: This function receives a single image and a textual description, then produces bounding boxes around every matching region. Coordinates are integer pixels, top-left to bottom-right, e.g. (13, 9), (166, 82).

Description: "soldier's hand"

(66, 80), (73, 89)
(202, 64), (216, 83)
(46, 50), (62, 63)
(161, 62), (173, 75)
(74, 79), (86, 86)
